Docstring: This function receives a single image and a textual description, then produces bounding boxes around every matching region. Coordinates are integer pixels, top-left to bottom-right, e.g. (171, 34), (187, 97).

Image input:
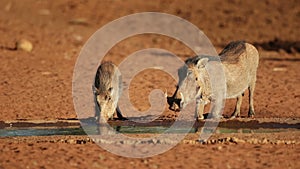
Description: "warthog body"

(93, 62), (126, 121)
(168, 41), (259, 120)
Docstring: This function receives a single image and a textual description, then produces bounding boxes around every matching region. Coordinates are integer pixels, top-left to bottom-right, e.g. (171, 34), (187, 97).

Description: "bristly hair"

(219, 41), (246, 63)
(94, 62), (115, 93)
(185, 55), (219, 66)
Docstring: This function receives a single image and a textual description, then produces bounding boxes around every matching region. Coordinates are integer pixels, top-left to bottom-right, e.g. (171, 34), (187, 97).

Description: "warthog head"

(93, 62), (120, 122)
(174, 57), (209, 110)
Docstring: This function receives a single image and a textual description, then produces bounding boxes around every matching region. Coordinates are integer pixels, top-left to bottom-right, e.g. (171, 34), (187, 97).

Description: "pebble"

(273, 67), (287, 72)
(274, 140), (283, 144)
(285, 141), (292, 145)
(69, 18), (89, 26)
(16, 39), (33, 52)
(67, 139), (76, 144)
(151, 164), (159, 169)
(261, 138), (268, 144)
(230, 137), (238, 143)
(217, 146), (222, 150)
(41, 72), (52, 75)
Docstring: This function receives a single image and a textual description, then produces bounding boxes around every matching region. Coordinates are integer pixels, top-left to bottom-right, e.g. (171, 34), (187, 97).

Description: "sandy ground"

(0, 133), (299, 169)
(0, 0), (299, 168)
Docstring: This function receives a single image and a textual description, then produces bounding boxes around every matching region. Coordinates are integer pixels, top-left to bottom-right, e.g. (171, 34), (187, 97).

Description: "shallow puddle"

(0, 126), (298, 137)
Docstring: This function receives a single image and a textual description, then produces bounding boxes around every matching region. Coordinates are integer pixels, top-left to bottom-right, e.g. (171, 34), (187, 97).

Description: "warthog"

(93, 62), (126, 121)
(168, 41), (259, 120)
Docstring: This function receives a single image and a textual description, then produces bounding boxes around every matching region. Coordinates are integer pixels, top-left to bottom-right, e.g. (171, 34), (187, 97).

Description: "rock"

(217, 146), (222, 150)
(261, 138), (268, 144)
(41, 72), (52, 75)
(69, 18), (89, 26)
(142, 159), (148, 164)
(285, 141), (292, 145)
(252, 138), (259, 144)
(16, 39), (33, 52)
(151, 164), (159, 169)
(67, 139), (76, 144)
(230, 137), (238, 143)
(273, 67), (287, 72)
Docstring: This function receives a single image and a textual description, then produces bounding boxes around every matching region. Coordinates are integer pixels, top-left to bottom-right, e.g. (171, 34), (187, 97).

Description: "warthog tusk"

(164, 89), (168, 98)
(180, 92), (184, 102)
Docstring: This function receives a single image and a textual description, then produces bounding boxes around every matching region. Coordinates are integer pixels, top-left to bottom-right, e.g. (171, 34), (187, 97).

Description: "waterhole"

(0, 119), (299, 137)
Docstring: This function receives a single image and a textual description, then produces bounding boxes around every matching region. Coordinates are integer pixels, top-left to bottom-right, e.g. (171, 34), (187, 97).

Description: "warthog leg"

(231, 94), (243, 118)
(116, 106), (127, 120)
(195, 100), (205, 121)
(248, 80), (256, 117)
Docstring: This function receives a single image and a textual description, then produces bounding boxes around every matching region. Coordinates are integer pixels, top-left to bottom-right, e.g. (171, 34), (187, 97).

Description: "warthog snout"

(96, 90), (115, 121)
(166, 96), (181, 112)
(167, 97), (180, 111)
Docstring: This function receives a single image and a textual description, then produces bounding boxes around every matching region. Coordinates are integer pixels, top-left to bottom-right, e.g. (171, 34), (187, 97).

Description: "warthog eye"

(195, 77), (198, 81)
(105, 95), (111, 101)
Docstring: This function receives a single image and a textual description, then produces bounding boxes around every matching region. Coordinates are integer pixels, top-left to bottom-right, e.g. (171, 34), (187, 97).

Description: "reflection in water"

(0, 125), (298, 137)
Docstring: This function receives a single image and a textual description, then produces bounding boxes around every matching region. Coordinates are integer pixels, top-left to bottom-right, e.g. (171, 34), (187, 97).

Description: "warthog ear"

(196, 58), (209, 68)
(92, 85), (99, 95)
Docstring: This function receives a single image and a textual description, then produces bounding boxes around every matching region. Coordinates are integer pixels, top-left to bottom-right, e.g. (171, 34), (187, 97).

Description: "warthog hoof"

(208, 114), (223, 120)
(229, 115), (236, 119)
(196, 116), (204, 121)
(230, 113), (240, 119)
(248, 110), (255, 118)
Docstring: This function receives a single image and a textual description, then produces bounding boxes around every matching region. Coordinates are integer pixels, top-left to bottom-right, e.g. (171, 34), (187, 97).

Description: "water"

(0, 126), (298, 137)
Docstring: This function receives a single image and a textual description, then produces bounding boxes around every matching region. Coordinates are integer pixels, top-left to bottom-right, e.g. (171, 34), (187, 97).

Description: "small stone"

(73, 34), (83, 42)
(252, 139), (258, 144)
(16, 39), (33, 52)
(217, 146), (222, 150)
(238, 139), (246, 143)
(273, 67), (287, 72)
(69, 18), (89, 26)
(230, 137), (238, 143)
(285, 141), (292, 145)
(41, 72), (52, 75)
(151, 164), (159, 169)
(142, 159), (148, 164)
(68, 139), (76, 144)
(261, 138), (268, 144)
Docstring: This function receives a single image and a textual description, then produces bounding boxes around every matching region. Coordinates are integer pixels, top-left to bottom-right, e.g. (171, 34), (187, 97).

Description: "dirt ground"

(0, 0), (299, 168)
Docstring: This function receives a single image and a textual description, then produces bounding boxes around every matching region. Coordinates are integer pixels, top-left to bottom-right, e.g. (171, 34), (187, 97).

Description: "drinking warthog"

(168, 41), (259, 120)
(93, 62), (126, 121)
